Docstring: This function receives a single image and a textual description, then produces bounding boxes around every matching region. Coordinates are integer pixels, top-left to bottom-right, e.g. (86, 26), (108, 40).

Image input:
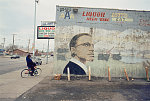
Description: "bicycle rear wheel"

(34, 68), (42, 76)
(21, 69), (29, 78)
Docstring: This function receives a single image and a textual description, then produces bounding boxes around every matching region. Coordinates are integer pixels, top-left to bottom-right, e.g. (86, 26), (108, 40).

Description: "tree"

(5, 44), (18, 52)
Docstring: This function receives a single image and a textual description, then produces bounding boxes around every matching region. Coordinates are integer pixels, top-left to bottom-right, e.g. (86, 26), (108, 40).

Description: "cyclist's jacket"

(26, 57), (35, 68)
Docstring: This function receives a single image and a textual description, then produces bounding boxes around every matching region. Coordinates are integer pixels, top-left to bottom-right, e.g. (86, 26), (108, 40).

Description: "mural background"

(54, 6), (150, 77)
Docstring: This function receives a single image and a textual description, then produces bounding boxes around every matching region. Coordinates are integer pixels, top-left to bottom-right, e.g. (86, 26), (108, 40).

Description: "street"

(0, 57), (26, 75)
(0, 56), (52, 75)
(0, 60), (53, 101)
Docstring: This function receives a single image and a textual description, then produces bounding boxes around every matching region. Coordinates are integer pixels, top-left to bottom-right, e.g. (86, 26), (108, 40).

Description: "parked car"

(10, 55), (20, 59)
(31, 57), (42, 65)
(41, 55), (46, 58)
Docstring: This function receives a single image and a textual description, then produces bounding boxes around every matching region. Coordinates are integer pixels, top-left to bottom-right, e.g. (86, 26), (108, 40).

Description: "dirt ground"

(15, 76), (150, 101)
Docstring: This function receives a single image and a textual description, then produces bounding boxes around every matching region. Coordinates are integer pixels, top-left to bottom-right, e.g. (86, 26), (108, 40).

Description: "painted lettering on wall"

(112, 18), (133, 22)
(82, 12), (105, 17)
(59, 7), (74, 19)
(111, 13), (133, 22)
(82, 11), (109, 21)
(112, 13), (128, 18)
(139, 19), (150, 26)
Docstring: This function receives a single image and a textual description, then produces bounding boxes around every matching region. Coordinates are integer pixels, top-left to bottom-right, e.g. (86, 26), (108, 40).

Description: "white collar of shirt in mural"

(70, 58), (87, 74)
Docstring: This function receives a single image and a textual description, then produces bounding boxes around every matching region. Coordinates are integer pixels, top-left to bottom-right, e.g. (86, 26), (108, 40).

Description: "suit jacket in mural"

(63, 61), (86, 75)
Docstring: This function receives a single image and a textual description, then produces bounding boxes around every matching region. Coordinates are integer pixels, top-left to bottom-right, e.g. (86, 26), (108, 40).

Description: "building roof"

(13, 49), (32, 53)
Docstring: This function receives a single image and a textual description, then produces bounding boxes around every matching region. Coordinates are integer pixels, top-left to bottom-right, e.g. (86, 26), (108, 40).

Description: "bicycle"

(21, 66), (42, 78)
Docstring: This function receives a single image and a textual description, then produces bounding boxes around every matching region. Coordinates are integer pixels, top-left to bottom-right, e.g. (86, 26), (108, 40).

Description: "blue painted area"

(120, 56), (149, 64)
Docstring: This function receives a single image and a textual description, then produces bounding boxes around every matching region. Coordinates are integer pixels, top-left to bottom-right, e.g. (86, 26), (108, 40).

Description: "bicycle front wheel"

(21, 69), (29, 78)
(34, 68), (42, 76)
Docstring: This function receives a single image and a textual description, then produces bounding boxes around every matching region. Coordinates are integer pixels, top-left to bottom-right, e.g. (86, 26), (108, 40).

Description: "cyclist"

(26, 54), (36, 76)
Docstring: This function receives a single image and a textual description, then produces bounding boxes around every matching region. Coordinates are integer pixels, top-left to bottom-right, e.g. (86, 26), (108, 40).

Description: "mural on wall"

(63, 33), (94, 75)
(55, 6), (150, 77)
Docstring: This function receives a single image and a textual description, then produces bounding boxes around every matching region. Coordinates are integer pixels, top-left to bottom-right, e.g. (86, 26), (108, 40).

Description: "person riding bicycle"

(26, 54), (36, 76)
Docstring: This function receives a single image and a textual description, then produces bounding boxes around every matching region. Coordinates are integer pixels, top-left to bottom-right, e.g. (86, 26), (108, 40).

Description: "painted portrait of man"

(63, 33), (94, 75)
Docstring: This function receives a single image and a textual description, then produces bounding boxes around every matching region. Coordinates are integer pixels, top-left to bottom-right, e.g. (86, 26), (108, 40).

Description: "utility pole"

(12, 34), (16, 54)
(2, 38), (5, 49)
(33, 0), (39, 57)
(43, 44), (44, 52)
(46, 39), (50, 64)
(28, 39), (30, 53)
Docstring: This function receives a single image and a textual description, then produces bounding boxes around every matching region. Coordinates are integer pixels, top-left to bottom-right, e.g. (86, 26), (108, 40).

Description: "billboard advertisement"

(41, 21), (56, 26)
(54, 6), (150, 78)
(37, 26), (55, 39)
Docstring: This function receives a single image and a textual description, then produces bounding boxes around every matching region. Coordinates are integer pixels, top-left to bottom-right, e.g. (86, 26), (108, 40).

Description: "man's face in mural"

(71, 34), (94, 64)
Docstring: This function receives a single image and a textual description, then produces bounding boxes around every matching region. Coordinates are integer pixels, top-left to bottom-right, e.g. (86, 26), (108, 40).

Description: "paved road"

(0, 56), (52, 75)
(0, 57), (26, 75)
(0, 58), (54, 101)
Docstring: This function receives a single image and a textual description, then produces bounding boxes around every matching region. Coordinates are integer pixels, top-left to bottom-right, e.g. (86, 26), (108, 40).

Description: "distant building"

(13, 49), (29, 56)
(35, 50), (42, 56)
(0, 49), (5, 56)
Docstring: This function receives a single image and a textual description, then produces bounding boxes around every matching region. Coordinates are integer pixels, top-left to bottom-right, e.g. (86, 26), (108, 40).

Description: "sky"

(0, 0), (150, 52)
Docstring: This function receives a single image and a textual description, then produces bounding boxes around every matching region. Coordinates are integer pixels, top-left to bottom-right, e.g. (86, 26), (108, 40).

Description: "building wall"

(54, 6), (150, 78)
(13, 49), (28, 56)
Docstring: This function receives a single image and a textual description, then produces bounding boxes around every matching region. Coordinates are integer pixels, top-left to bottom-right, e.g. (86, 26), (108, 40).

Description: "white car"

(31, 57), (42, 65)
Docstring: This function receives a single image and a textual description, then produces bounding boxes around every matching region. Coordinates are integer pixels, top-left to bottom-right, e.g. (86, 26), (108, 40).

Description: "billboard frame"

(37, 26), (55, 39)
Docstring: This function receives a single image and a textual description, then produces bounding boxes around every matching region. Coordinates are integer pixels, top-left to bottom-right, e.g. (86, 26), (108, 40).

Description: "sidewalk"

(15, 76), (150, 101)
(0, 61), (53, 101)
(1, 58), (150, 101)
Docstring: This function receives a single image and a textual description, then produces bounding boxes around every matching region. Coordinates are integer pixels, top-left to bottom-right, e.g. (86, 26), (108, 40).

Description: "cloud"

(0, 0), (34, 33)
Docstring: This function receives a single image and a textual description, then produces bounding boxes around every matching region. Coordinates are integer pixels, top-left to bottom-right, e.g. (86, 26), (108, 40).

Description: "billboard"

(37, 26), (55, 39)
(41, 21), (56, 26)
(54, 6), (150, 78)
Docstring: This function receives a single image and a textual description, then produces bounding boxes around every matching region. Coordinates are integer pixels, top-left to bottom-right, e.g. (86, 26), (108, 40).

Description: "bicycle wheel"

(34, 68), (42, 76)
(21, 69), (29, 78)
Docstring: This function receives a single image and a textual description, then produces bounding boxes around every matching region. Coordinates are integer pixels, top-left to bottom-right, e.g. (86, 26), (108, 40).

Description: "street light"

(33, 0), (39, 57)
